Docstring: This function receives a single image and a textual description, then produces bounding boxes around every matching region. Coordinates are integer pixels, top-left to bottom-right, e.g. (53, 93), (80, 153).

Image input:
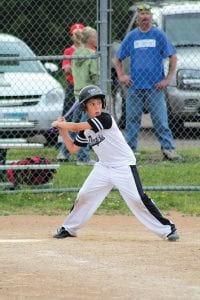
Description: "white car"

(0, 33), (65, 141)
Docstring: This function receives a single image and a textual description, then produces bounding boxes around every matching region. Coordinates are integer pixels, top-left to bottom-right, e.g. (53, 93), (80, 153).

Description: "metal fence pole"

(99, 0), (108, 94)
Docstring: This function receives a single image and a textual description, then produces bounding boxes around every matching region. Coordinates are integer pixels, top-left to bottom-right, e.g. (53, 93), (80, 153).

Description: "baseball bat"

(49, 100), (80, 134)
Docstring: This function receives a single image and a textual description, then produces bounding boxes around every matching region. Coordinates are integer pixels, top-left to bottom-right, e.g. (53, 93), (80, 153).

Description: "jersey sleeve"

(89, 54), (100, 82)
(88, 112), (112, 133)
(74, 131), (88, 147)
(116, 32), (132, 60)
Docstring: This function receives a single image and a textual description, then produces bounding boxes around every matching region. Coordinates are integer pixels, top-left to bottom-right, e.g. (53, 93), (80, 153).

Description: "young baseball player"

(52, 85), (179, 241)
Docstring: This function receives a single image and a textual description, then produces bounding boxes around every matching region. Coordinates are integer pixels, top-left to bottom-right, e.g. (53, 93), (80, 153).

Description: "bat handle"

(48, 127), (59, 134)
(49, 100), (80, 136)
(49, 114), (68, 135)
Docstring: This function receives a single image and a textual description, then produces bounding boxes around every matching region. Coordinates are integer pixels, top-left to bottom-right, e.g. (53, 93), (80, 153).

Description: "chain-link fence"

(0, 0), (101, 191)
(110, 0), (200, 146)
(0, 0), (199, 193)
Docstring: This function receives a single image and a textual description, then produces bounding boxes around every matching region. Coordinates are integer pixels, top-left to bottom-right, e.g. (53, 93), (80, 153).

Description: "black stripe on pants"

(130, 165), (175, 230)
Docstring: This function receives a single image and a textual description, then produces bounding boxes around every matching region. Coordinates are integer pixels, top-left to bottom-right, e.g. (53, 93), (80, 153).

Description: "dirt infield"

(0, 212), (200, 300)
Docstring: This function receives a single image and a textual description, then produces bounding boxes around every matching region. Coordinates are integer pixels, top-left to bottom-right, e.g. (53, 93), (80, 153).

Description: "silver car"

(111, 2), (200, 136)
(0, 33), (65, 141)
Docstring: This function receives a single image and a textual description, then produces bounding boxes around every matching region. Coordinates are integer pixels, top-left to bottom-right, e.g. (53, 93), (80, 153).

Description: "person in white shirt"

(52, 85), (179, 241)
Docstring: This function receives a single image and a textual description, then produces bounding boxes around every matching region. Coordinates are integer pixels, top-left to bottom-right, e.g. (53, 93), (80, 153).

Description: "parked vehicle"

(0, 33), (65, 142)
(111, 2), (200, 136)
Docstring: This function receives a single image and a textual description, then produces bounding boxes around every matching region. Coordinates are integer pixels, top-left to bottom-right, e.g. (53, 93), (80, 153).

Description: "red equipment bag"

(7, 156), (56, 186)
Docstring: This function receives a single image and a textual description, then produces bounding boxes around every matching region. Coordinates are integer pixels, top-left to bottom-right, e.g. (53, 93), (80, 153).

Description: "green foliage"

(1, 0), (97, 55)
(1, 0), (140, 55)
(2, 0), (200, 55)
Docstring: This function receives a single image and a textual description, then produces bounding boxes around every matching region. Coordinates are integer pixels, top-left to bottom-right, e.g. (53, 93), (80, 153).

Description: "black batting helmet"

(79, 85), (106, 109)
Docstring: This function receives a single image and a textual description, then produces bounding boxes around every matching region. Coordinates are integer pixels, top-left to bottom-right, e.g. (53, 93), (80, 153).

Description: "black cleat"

(53, 227), (74, 239)
(167, 229), (180, 241)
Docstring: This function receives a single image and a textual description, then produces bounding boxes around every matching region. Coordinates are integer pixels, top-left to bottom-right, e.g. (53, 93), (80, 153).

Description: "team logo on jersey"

(88, 133), (105, 146)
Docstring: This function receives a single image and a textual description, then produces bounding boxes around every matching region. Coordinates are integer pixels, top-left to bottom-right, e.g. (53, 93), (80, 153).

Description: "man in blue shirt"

(114, 4), (180, 160)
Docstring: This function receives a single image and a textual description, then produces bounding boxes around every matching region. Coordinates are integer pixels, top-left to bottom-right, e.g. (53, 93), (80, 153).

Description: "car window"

(163, 13), (200, 46)
(0, 41), (45, 73)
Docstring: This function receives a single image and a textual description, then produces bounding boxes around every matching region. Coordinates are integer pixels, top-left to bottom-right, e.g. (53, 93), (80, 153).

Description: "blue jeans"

(60, 106), (91, 162)
(125, 88), (175, 151)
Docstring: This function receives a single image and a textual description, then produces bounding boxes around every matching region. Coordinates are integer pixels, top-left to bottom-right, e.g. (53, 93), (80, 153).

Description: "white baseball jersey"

(74, 112), (136, 167)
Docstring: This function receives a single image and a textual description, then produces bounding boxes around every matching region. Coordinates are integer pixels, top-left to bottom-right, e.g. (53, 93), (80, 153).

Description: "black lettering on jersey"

(88, 132), (105, 146)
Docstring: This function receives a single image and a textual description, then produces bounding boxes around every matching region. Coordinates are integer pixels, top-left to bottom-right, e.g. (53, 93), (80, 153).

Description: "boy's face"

(85, 97), (103, 117)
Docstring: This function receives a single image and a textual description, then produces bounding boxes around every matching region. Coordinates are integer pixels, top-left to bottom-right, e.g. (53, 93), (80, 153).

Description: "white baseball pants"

(62, 163), (175, 239)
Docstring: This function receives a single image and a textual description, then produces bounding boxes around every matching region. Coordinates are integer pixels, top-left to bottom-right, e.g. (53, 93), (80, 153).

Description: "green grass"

(0, 147), (199, 216)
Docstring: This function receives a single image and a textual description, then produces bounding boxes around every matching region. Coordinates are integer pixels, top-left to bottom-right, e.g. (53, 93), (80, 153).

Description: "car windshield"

(0, 41), (45, 73)
(164, 13), (200, 47)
